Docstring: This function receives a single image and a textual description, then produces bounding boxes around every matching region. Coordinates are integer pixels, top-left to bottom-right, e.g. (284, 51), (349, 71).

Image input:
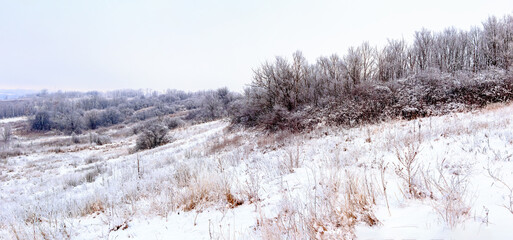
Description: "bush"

(101, 107), (123, 125)
(84, 110), (101, 130)
(135, 121), (169, 151)
(89, 132), (111, 145)
(71, 132), (81, 144)
(165, 117), (184, 130)
(54, 111), (84, 134)
(31, 111), (52, 131)
(85, 155), (102, 164)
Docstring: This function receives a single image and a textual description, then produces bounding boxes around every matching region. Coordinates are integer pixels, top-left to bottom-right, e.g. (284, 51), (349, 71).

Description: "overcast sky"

(0, 0), (511, 92)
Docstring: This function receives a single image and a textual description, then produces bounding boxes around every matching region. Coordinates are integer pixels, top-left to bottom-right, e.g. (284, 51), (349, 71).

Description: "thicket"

(233, 14), (513, 131)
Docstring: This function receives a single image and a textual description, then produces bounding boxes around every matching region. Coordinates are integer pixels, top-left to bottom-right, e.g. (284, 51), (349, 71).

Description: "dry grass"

(0, 147), (23, 159)
(482, 101), (509, 112)
(256, 131), (294, 150)
(394, 139), (424, 199)
(428, 160), (472, 228)
(486, 163), (513, 214)
(208, 135), (243, 155)
(177, 171), (227, 211)
(240, 170), (261, 204)
(81, 198), (106, 216)
(40, 137), (74, 148)
(85, 155), (102, 164)
(258, 170), (378, 239)
(173, 163), (193, 188)
(281, 145), (302, 174)
(225, 190), (244, 208)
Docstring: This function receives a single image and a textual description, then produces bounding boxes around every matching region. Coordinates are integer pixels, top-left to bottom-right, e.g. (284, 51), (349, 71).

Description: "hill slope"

(1, 102), (513, 239)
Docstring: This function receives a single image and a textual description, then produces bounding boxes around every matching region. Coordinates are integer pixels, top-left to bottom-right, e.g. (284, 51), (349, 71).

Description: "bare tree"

(500, 15), (513, 69)
(1, 124), (12, 143)
(345, 46), (363, 85)
(377, 39), (407, 81)
(469, 26), (485, 72)
(316, 54), (347, 99)
(413, 28), (434, 72)
(359, 42), (376, 81)
(482, 16), (502, 67)
(252, 61), (278, 111)
(291, 51), (310, 107)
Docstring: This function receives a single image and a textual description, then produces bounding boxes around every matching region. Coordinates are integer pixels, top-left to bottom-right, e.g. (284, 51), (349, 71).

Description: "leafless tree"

(482, 16), (502, 67)
(377, 39), (407, 81)
(316, 54), (347, 99)
(359, 42), (376, 81)
(345, 46), (363, 85)
(413, 28), (434, 72)
(1, 124), (12, 143)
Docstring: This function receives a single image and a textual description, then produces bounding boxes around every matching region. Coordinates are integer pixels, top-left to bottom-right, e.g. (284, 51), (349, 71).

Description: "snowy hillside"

(1, 102), (513, 239)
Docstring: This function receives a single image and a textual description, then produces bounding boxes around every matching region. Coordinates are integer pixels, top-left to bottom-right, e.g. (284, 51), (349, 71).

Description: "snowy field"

(1, 102), (513, 239)
(0, 117), (27, 124)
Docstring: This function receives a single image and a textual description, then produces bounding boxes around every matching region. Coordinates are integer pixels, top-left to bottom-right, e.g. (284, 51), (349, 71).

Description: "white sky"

(0, 0), (511, 92)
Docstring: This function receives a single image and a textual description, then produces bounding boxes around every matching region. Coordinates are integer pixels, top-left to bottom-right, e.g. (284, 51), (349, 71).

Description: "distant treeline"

(232, 14), (513, 131)
(6, 88), (239, 134)
(0, 100), (34, 119)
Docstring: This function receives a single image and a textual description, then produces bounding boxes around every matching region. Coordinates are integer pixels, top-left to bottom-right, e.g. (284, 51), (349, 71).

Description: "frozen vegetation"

(1, 101), (513, 239)
(1, 12), (513, 240)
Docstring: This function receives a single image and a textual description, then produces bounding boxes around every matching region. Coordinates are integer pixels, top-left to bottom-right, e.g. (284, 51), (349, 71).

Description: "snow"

(0, 116), (26, 124)
(1, 103), (513, 239)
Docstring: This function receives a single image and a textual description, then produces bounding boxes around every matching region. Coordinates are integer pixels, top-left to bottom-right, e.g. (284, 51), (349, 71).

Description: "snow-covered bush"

(164, 117), (185, 130)
(31, 111), (52, 131)
(89, 132), (111, 145)
(135, 121), (169, 151)
(71, 132), (81, 144)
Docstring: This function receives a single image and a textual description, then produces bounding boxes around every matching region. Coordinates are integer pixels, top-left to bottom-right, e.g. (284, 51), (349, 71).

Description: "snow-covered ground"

(1, 102), (513, 239)
(0, 116), (27, 124)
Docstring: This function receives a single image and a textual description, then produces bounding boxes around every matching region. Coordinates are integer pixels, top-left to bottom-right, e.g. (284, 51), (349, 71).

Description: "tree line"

(233, 14), (513, 131)
(26, 88), (239, 134)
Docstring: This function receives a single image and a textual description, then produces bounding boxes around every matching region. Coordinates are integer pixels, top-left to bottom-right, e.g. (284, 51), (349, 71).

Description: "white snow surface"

(1, 103), (513, 239)
(0, 116), (26, 124)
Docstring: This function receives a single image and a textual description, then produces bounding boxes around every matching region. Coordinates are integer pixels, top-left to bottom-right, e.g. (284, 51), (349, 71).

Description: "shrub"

(165, 117), (184, 130)
(85, 167), (103, 183)
(53, 111), (84, 134)
(71, 132), (81, 144)
(84, 110), (101, 129)
(101, 107), (123, 125)
(89, 132), (111, 145)
(31, 111), (52, 131)
(85, 155), (102, 164)
(135, 121), (169, 151)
